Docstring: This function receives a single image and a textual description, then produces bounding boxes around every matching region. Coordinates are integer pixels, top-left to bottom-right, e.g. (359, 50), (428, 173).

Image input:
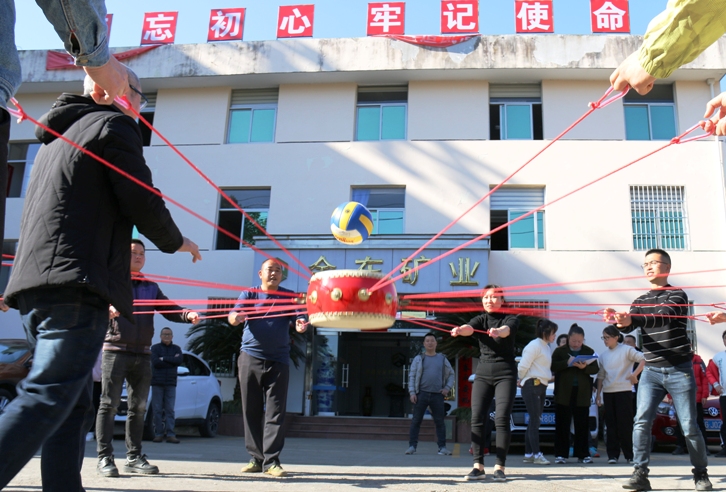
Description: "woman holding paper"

(595, 325), (645, 464)
(551, 324), (599, 464)
(452, 285), (518, 482)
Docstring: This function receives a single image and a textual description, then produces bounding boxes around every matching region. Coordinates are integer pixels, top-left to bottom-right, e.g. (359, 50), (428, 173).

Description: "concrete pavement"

(5, 436), (725, 491)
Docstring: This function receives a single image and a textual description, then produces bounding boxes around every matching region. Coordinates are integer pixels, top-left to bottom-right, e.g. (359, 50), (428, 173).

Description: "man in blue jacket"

(150, 327), (184, 443)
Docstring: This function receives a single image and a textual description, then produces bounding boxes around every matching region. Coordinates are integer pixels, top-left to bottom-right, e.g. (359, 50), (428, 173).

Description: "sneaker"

(405, 446), (416, 455)
(465, 468), (485, 480)
(714, 448), (726, 458)
(152, 436), (163, 443)
(533, 454), (550, 465)
(590, 446), (600, 458)
(124, 454), (159, 475)
(240, 459), (262, 473)
(672, 445), (686, 455)
(97, 456), (119, 477)
(523, 454), (535, 463)
(265, 464), (288, 478)
(166, 436), (180, 444)
(622, 468), (651, 491)
(693, 469), (713, 491)
(555, 456), (567, 464)
(85, 432), (95, 442)
(579, 456), (593, 464)
(492, 469), (506, 482)
(608, 458), (618, 465)
(438, 447), (452, 456)
(483, 447), (490, 456)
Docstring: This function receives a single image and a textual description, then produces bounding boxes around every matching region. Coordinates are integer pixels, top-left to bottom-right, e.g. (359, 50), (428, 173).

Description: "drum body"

(306, 269), (398, 329)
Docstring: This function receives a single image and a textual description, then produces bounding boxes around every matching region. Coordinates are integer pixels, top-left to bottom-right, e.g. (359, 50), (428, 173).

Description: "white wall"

(151, 87), (229, 146)
(408, 81), (489, 140)
(276, 83), (356, 142)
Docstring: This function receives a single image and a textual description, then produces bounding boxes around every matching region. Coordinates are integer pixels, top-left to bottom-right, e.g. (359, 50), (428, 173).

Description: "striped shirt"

(624, 286), (692, 368)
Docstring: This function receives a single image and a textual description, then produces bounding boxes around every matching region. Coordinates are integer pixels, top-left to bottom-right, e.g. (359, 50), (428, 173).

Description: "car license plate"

(705, 420), (722, 431)
(524, 413), (556, 425)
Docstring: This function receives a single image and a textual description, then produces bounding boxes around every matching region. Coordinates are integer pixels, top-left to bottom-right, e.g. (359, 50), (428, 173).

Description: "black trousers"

(0, 108), (8, 247)
(470, 361), (516, 467)
(555, 386), (589, 459)
(603, 391), (634, 460)
(238, 351), (290, 468)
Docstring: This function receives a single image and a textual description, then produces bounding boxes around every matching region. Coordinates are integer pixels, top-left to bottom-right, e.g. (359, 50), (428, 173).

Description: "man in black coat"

(0, 67), (201, 492)
(150, 327), (184, 443)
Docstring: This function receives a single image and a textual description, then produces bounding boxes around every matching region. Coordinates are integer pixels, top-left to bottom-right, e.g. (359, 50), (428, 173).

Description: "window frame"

(489, 99), (542, 140)
(227, 103), (278, 144)
(507, 209), (545, 250)
(351, 186), (405, 234)
(630, 185), (689, 251)
(355, 102), (407, 141)
(7, 142), (40, 198)
(623, 102), (677, 141)
(214, 188), (271, 250)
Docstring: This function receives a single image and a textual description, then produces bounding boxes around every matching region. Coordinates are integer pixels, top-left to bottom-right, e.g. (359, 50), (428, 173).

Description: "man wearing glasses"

(604, 249), (711, 491)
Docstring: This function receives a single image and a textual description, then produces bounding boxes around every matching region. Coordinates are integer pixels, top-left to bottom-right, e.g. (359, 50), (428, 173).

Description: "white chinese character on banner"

(516, 2), (550, 31)
(210, 10), (242, 39)
(280, 7), (311, 35)
(370, 4), (402, 33)
(143, 13), (175, 42)
(443, 2), (476, 30)
(593, 1), (626, 30)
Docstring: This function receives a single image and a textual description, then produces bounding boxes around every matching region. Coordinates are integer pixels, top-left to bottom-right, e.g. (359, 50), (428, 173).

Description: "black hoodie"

(4, 94), (183, 320)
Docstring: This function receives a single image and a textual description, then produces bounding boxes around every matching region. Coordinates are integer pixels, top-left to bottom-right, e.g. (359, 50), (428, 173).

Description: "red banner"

(441, 0), (478, 34)
(457, 357), (472, 407)
(46, 46), (159, 70)
(367, 2), (405, 35)
(105, 14), (113, 40)
(515, 0), (554, 33)
(277, 5), (314, 38)
(590, 0), (630, 33)
(141, 11), (178, 45)
(208, 8), (246, 41)
(384, 34), (478, 48)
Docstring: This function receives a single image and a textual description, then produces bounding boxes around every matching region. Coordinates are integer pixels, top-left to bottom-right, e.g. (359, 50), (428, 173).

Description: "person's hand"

(489, 327), (500, 339)
(517, 379), (522, 388)
(701, 92), (726, 136)
(450, 326), (462, 337)
(109, 305), (120, 319)
(628, 374), (639, 385)
(440, 389), (449, 396)
(229, 311), (246, 326)
(178, 237), (202, 263)
(0, 299), (8, 313)
(295, 318), (307, 333)
(706, 311), (726, 325)
(187, 311), (199, 324)
(83, 56), (129, 105)
(596, 395), (603, 407)
(410, 394), (417, 404)
(573, 361), (587, 370)
(702, 398), (708, 406)
(603, 308), (616, 323)
(610, 52), (656, 95)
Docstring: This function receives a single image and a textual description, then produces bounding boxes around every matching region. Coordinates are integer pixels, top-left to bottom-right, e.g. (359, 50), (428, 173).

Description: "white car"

(115, 351), (223, 439)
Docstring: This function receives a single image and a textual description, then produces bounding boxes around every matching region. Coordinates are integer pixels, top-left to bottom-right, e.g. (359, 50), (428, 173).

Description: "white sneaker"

(85, 432), (95, 441)
(404, 446), (416, 455)
(523, 454), (534, 463)
(438, 447), (452, 456)
(533, 454), (550, 465)
(555, 456), (567, 464)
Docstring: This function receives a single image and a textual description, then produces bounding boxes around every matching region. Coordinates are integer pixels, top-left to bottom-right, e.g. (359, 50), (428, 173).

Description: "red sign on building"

(441, 0), (478, 34)
(277, 5), (314, 38)
(208, 8), (246, 41)
(367, 2), (405, 35)
(105, 14), (113, 40)
(515, 0), (554, 33)
(590, 0), (630, 33)
(141, 11), (178, 45)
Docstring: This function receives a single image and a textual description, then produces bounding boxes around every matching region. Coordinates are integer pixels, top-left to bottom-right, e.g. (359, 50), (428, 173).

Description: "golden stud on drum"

(306, 270), (398, 329)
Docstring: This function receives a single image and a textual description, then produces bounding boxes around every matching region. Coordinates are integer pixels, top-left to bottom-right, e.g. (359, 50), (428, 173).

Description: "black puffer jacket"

(4, 94), (183, 320)
(151, 342), (183, 386)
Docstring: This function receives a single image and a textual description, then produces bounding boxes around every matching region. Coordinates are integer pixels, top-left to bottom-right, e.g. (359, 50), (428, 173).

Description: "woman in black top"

(452, 285), (518, 482)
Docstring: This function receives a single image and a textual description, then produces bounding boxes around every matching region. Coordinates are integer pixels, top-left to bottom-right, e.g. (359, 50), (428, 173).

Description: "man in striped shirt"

(604, 249), (710, 492)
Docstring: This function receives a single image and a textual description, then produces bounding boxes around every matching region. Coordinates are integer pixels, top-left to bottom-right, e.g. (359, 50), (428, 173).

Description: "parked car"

(651, 395), (721, 448)
(0, 339), (32, 415)
(115, 351), (222, 439)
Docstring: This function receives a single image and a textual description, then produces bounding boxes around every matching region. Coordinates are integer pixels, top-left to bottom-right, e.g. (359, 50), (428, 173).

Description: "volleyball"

(330, 202), (374, 244)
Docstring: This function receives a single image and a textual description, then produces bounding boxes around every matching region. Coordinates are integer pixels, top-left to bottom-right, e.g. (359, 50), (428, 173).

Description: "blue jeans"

(408, 391), (447, 449)
(0, 287), (107, 491)
(151, 385), (176, 437)
(633, 363), (708, 474)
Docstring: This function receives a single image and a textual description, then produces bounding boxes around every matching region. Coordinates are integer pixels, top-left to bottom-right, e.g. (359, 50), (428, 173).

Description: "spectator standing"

(96, 239), (199, 477)
(150, 327), (184, 443)
(595, 325), (645, 464)
(706, 330), (726, 457)
(452, 285), (518, 482)
(557, 334), (569, 348)
(518, 319), (558, 466)
(551, 324), (599, 464)
(405, 333), (455, 456)
(673, 352), (709, 456)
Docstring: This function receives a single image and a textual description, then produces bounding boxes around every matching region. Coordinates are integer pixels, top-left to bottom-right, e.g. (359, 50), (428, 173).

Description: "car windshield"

(0, 341), (29, 364)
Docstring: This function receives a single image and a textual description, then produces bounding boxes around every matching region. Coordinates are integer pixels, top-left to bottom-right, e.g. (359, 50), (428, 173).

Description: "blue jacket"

(151, 342), (183, 386)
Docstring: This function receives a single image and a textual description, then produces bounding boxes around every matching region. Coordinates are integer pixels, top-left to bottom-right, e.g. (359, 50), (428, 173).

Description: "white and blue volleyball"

(330, 202), (374, 245)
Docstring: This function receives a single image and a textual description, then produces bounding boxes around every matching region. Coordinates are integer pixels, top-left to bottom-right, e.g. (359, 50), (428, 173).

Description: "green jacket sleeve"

(639, 0), (726, 79)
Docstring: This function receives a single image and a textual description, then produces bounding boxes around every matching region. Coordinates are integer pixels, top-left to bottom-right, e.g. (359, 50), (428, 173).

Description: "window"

(351, 187), (404, 234)
(215, 188), (270, 250)
(489, 84), (543, 140)
(356, 86), (407, 141)
(490, 187), (545, 251)
(227, 89), (278, 143)
(7, 142), (40, 198)
(624, 85), (676, 141)
(138, 93), (156, 147)
(631, 186), (688, 250)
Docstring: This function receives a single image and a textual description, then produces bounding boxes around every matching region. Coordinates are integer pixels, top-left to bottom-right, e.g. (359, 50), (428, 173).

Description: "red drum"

(306, 269), (398, 329)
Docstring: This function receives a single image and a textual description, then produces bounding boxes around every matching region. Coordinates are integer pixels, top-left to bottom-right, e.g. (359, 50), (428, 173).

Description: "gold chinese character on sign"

(449, 257), (480, 286)
(400, 255), (430, 286)
(309, 256), (337, 272)
(355, 256), (383, 273)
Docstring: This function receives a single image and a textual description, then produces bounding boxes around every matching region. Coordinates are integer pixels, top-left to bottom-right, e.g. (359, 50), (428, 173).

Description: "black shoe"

(465, 468), (485, 480)
(714, 448), (726, 457)
(672, 445), (687, 455)
(124, 454), (159, 474)
(622, 468), (651, 491)
(97, 455), (119, 477)
(492, 469), (506, 482)
(693, 469), (713, 491)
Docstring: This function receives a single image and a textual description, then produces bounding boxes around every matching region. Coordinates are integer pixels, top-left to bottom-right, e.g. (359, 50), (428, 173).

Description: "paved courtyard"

(5, 436), (725, 491)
